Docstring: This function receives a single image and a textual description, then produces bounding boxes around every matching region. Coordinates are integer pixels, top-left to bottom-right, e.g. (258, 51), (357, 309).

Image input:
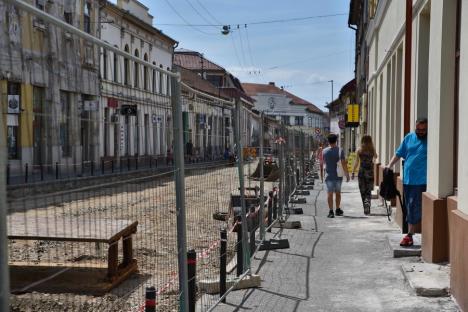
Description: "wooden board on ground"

(9, 262), (138, 296)
(7, 214), (137, 243)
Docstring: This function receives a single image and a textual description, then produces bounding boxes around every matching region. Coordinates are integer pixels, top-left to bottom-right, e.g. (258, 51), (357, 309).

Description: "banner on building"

(7, 95), (20, 114)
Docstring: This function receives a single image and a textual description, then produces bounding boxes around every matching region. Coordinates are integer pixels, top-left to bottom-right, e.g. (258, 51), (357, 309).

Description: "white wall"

(458, 0), (468, 214)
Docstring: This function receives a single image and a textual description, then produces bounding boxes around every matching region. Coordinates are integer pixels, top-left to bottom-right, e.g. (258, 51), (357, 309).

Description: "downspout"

(404, 0), (412, 134)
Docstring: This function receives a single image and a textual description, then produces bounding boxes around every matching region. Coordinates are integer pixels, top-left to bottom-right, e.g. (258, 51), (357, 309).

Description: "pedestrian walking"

(322, 134), (350, 218)
(386, 118), (428, 246)
(352, 135), (377, 215)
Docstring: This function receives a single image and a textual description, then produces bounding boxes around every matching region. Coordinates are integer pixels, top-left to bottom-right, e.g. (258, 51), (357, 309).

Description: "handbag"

(336, 148), (344, 178)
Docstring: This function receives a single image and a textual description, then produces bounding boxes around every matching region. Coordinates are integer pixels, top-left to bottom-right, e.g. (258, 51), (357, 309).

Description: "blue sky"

(138, 0), (355, 110)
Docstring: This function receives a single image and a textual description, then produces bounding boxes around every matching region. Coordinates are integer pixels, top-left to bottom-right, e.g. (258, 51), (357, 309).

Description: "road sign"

(314, 128), (321, 135)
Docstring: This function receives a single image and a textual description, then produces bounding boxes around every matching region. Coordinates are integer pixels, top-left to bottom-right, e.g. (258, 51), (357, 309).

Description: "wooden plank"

(7, 214), (137, 243)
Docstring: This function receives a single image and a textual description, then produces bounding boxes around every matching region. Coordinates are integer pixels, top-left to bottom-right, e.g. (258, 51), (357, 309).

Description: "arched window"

(143, 53), (149, 91)
(102, 48), (108, 80)
(134, 49), (140, 88)
(124, 44), (130, 85)
(113, 46), (119, 83)
(152, 61), (157, 93)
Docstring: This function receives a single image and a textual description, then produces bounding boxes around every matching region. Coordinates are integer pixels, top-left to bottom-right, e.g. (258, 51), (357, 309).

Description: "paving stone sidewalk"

(213, 180), (459, 312)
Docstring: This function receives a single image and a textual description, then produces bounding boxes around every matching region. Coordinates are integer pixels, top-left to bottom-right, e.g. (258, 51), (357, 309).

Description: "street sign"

(314, 128), (321, 135)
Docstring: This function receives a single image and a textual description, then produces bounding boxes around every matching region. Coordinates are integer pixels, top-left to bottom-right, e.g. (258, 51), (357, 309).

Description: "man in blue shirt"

(386, 118), (428, 246)
(322, 134), (350, 218)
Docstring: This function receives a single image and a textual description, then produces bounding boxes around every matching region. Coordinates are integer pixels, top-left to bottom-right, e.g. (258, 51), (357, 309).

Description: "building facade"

(242, 82), (325, 134)
(0, 0), (100, 176)
(99, 0), (177, 164)
(351, 0), (468, 309)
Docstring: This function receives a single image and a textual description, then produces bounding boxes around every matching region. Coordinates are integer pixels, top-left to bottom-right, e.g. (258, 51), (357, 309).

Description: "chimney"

(268, 82), (275, 86)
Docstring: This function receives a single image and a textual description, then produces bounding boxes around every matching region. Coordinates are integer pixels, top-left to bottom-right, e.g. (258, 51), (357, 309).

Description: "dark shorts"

(403, 184), (427, 225)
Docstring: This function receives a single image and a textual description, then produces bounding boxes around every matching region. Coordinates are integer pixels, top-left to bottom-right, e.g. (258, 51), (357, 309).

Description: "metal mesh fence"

(0, 1), (316, 311)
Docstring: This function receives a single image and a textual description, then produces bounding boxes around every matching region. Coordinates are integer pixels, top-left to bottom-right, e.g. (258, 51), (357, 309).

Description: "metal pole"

(171, 72), (189, 312)
(0, 92), (10, 311)
(219, 228), (227, 302)
(278, 126), (285, 219)
(259, 113), (265, 240)
(234, 99), (250, 271)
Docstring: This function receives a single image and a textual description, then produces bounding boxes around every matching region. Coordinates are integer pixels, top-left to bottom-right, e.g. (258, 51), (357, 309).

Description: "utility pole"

(328, 80), (334, 102)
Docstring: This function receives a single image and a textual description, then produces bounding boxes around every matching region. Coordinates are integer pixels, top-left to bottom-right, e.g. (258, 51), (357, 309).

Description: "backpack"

(379, 168), (406, 225)
(379, 168), (398, 200)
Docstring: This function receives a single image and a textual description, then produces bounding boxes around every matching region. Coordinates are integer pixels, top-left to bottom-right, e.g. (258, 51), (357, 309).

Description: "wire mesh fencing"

(0, 1), (314, 312)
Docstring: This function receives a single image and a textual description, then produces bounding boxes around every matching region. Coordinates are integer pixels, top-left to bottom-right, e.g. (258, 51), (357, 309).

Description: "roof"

(177, 65), (231, 101)
(174, 50), (225, 72)
(242, 82), (322, 114)
(339, 79), (356, 96)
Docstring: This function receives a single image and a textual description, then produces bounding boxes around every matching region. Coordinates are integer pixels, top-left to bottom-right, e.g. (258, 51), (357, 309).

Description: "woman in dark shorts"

(352, 135), (377, 215)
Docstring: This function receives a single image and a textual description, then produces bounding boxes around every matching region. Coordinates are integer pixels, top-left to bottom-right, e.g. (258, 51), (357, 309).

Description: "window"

(33, 87), (45, 165)
(134, 49), (139, 88)
(152, 62), (157, 93)
(124, 45), (130, 85)
(60, 91), (72, 157)
(113, 50), (119, 83)
(7, 82), (21, 160)
(36, 0), (45, 10)
(167, 67), (171, 95)
(102, 48), (108, 80)
(64, 12), (73, 25)
(159, 64), (163, 94)
(281, 115), (290, 126)
(143, 54), (149, 91)
(83, 2), (91, 33)
(295, 116), (304, 126)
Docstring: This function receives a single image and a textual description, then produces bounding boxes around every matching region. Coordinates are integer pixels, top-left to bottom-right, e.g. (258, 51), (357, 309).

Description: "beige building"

(352, 0), (467, 309)
(99, 0), (177, 165)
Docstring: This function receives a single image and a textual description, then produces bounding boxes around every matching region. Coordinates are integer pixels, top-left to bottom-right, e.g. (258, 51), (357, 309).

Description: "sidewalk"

(214, 180), (458, 312)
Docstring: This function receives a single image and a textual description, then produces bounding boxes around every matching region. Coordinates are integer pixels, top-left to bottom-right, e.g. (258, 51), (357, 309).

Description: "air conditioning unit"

(111, 114), (119, 123)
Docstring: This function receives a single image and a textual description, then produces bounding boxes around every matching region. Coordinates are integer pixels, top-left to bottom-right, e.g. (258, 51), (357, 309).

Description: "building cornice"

(103, 2), (177, 47)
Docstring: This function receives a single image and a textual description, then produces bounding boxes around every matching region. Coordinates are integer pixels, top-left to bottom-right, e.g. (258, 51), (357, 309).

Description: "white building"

(242, 82), (325, 133)
(99, 0), (177, 164)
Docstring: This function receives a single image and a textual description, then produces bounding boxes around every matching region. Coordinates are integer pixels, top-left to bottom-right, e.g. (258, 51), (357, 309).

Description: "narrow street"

(215, 180), (458, 312)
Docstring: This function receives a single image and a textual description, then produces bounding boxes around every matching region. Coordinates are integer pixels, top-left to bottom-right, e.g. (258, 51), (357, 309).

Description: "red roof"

(340, 79), (356, 95)
(178, 66), (231, 100)
(242, 82), (322, 114)
(174, 51), (225, 72)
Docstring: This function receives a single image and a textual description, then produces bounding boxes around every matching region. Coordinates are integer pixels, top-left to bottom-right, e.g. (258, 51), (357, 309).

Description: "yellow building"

(0, 0), (100, 178)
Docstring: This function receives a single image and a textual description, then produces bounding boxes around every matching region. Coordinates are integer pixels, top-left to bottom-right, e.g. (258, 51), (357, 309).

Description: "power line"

(244, 25), (256, 70)
(194, 0), (223, 25)
(161, 0), (217, 35)
(154, 13), (348, 27)
(230, 31), (243, 69)
(264, 49), (351, 71)
(183, 0), (217, 28)
(236, 25), (248, 69)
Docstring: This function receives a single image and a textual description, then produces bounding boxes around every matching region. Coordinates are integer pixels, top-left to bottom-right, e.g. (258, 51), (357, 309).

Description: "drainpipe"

(404, 0), (412, 135)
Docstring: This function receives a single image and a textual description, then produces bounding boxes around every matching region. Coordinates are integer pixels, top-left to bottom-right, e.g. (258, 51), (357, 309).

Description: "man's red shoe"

(400, 234), (414, 247)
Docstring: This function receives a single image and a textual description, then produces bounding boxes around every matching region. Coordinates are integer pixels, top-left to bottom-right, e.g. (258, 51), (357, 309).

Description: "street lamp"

(328, 80), (334, 102)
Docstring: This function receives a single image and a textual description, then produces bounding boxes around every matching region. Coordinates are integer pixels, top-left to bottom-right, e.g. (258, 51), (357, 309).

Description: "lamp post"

(328, 80), (334, 103)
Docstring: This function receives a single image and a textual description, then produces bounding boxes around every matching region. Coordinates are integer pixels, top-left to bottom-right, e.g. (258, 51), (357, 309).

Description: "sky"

(135, 0), (355, 111)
